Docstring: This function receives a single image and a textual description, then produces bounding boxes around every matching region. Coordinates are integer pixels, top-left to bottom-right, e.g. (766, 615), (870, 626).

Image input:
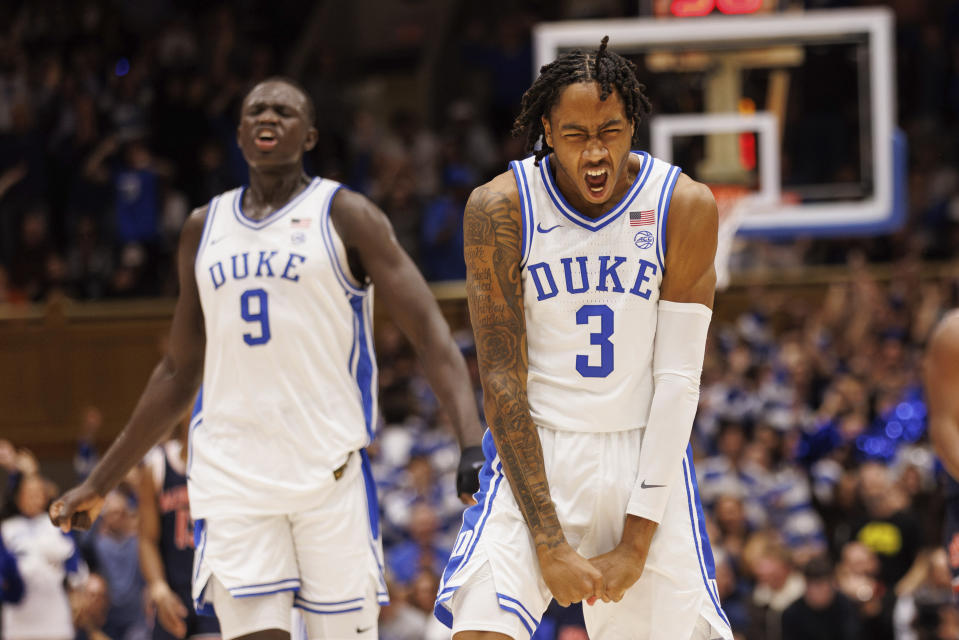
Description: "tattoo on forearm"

(465, 185), (563, 550)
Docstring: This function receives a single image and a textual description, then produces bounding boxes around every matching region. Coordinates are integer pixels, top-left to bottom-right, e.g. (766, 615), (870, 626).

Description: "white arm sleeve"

(626, 300), (712, 524)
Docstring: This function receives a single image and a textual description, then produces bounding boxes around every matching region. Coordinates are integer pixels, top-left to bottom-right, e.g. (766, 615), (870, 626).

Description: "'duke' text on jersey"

(208, 251), (307, 289)
(526, 256), (658, 301)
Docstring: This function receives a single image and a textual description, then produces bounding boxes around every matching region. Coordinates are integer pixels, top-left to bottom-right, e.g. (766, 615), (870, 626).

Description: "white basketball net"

(711, 186), (755, 291)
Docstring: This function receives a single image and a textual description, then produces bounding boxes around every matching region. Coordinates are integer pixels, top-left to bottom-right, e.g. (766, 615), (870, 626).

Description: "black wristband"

(456, 445), (485, 497)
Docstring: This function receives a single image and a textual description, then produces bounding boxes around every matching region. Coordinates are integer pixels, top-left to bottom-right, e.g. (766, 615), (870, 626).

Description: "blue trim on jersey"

(294, 602), (362, 615)
(192, 518), (207, 612)
(440, 431), (502, 588)
(364, 294), (378, 424)
(497, 600), (535, 638)
(295, 595), (363, 606)
(192, 519), (206, 576)
(434, 601), (454, 628)
(510, 160), (535, 267)
(688, 454), (718, 583)
(508, 162), (527, 267)
(232, 178), (321, 229)
(348, 311), (359, 396)
(230, 577), (301, 595)
(293, 592), (364, 614)
(497, 593), (540, 633)
(682, 447), (730, 628)
(350, 295), (376, 441)
(656, 166), (681, 272)
(190, 389), (202, 420)
(63, 535), (81, 575)
(187, 388), (202, 477)
(319, 185), (366, 296)
(356, 452), (392, 610)
(539, 151), (652, 232)
(360, 449), (380, 540)
(368, 535), (391, 607)
(434, 430), (505, 628)
(233, 581), (301, 598)
(195, 197), (220, 265)
(371, 540), (390, 606)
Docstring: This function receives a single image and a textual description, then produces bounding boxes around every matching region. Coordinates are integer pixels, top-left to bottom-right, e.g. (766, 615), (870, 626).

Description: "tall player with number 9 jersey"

(50, 77), (484, 640)
(435, 38), (732, 640)
(191, 174), (372, 514)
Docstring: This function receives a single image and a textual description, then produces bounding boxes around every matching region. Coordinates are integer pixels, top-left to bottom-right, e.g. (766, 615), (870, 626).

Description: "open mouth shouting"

(584, 167), (609, 199)
(254, 128), (279, 151)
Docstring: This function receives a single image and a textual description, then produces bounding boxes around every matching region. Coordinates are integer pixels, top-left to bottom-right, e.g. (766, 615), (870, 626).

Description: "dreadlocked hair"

(511, 36), (651, 165)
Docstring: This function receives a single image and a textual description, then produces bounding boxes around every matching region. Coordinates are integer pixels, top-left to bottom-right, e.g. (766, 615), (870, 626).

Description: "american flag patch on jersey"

(290, 218), (311, 228)
(628, 210), (655, 226)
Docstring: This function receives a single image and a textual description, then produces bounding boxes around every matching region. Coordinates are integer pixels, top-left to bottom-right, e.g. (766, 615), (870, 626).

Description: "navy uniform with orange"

(189, 178), (387, 634)
(143, 439), (220, 640)
(435, 152), (733, 640)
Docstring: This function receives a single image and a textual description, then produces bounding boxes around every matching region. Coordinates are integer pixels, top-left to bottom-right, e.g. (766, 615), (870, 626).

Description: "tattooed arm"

(464, 173), (605, 607)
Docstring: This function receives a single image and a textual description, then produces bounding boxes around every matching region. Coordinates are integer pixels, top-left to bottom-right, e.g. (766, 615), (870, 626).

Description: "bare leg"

(453, 632), (514, 640)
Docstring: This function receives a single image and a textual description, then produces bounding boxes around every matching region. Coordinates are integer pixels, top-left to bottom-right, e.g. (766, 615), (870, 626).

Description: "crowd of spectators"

(1, 0), (958, 303)
(4, 0), (959, 639)
(0, 0), (537, 302)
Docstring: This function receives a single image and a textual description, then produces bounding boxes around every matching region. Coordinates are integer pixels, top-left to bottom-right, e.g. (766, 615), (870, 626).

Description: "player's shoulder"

(664, 173), (718, 246)
(177, 204), (211, 250)
(185, 204), (210, 230)
(484, 169), (521, 196)
(668, 174), (718, 226)
(930, 310), (959, 353)
(327, 186), (389, 248)
(329, 185), (369, 215)
(465, 170), (521, 218)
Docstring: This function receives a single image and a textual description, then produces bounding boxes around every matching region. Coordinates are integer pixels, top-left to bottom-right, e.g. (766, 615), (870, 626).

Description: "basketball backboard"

(533, 8), (905, 237)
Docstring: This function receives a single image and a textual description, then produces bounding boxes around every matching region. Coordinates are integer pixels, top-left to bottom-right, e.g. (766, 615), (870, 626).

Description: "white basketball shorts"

(193, 450), (389, 638)
(434, 428), (733, 640)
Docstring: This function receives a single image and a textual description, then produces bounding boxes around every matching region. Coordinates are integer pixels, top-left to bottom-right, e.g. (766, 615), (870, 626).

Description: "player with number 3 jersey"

(434, 38), (733, 640)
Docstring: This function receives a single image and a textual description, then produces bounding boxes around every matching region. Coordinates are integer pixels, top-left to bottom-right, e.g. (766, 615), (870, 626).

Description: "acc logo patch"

(633, 230), (654, 250)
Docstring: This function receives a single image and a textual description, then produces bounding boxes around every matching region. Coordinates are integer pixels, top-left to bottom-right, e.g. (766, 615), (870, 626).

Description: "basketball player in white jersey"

(49, 77), (484, 640)
(434, 38), (733, 640)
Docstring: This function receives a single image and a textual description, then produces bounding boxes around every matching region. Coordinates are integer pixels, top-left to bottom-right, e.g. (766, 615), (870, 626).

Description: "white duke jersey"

(511, 151), (680, 433)
(190, 178), (377, 518)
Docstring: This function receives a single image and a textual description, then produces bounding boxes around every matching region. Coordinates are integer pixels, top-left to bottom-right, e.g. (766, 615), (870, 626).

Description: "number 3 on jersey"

(240, 288), (271, 345)
(576, 304), (613, 377)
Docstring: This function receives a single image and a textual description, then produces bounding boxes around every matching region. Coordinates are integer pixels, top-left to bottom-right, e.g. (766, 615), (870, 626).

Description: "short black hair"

(244, 76), (316, 126)
(802, 555), (834, 581)
(512, 36), (651, 165)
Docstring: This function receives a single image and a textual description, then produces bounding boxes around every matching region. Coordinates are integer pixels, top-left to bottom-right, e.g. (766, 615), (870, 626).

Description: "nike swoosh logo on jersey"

(640, 480), (666, 489)
(536, 223), (562, 234)
(209, 236), (227, 245)
(356, 626), (373, 634)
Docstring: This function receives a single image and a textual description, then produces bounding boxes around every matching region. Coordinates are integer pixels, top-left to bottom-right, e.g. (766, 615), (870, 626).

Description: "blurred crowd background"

(3, 0), (959, 639)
